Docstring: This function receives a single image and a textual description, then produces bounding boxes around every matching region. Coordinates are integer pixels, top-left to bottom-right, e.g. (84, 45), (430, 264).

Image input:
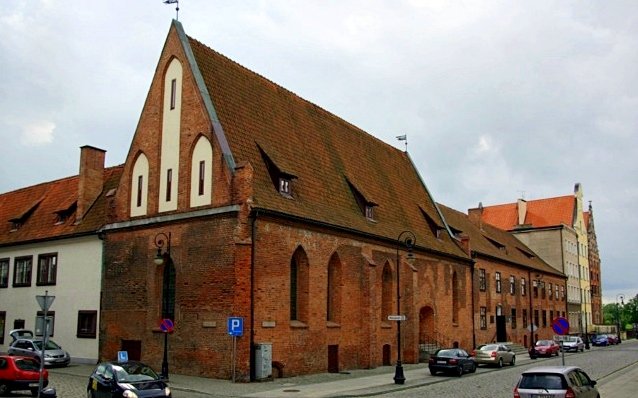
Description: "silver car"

(8, 338), (71, 367)
(560, 336), (585, 352)
(472, 344), (515, 367)
(514, 366), (599, 398)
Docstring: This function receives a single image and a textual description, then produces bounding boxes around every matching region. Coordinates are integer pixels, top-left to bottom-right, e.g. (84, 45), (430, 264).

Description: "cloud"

(21, 121), (55, 146)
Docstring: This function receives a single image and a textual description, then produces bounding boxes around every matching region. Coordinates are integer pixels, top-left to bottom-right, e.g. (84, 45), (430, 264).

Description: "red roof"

(480, 195), (575, 230)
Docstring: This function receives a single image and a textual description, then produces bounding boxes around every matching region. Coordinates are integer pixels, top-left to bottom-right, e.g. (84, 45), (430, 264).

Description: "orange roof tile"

(479, 195), (576, 230)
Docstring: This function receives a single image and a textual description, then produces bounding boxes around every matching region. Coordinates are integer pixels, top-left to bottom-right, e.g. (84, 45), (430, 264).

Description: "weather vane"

(164, 0), (179, 21)
(396, 134), (408, 152)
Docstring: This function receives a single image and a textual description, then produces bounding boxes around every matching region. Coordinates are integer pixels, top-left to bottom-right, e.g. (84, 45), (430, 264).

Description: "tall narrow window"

(478, 268), (486, 291)
(522, 309), (528, 328)
(170, 78), (177, 110)
(289, 248), (309, 322)
(198, 160), (205, 196)
(548, 283), (553, 300)
(480, 307), (487, 329)
(166, 169), (173, 202)
(509, 275), (515, 295)
(495, 272), (502, 293)
(136, 175), (143, 207)
(0, 258), (9, 288)
(37, 253), (57, 286)
(290, 258), (298, 320)
(381, 263), (393, 322)
(534, 310), (539, 329)
(452, 272), (459, 324)
(13, 256), (32, 287)
(511, 308), (517, 329)
(326, 253), (342, 323)
(521, 278), (526, 296)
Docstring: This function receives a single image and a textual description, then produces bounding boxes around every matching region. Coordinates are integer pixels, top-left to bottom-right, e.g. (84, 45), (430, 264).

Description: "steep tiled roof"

(439, 204), (564, 277)
(0, 166), (123, 246)
(187, 35), (468, 260)
(583, 211), (590, 229)
(480, 195), (575, 230)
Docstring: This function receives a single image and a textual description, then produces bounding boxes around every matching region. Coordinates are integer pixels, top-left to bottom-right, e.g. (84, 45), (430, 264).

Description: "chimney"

(468, 202), (484, 228)
(517, 199), (527, 225)
(77, 145), (106, 222)
(459, 233), (471, 256)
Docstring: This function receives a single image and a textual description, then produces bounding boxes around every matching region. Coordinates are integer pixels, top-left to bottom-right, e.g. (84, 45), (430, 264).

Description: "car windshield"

(435, 349), (457, 357)
(15, 358), (40, 371)
(480, 345), (499, 351)
(520, 374), (566, 389)
(536, 340), (553, 346)
(32, 340), (61, 350)
(113, 363), (160, 383)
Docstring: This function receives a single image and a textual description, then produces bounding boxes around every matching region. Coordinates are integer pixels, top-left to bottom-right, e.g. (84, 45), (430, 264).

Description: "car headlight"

(122, 390), (139, 398)
(164, 386), (171, 396)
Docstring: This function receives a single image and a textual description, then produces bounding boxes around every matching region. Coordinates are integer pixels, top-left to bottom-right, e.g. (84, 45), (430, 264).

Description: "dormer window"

(419, 207), (444, 238)
(345, 177), (377, 221)
(365, 205), (375, 220)
(9, 199), (42, 232)
(54, 201), (77, 225)
(279, 177), (291, 195)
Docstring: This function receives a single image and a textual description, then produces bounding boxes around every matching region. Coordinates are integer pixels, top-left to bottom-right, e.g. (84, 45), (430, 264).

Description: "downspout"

(470, 257), (476, 349)
(250, 210), (259, 381)
(528, 269), (533, 350)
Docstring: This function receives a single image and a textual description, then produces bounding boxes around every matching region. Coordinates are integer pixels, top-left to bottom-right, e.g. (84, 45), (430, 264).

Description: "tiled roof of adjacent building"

(186, 32), (468, 260)
(479, 195), (575, 230)
(0, 166), (123, 246)
(439, 204), (564, 277)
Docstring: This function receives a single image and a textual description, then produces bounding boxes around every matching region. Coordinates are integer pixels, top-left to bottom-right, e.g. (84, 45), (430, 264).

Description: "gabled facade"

(0, 146), (122, 363)
(99, 20), (475, 380)
(585, 203), (603, 325)
(470, 183), (594, 337)
(440, 204), (567, 349)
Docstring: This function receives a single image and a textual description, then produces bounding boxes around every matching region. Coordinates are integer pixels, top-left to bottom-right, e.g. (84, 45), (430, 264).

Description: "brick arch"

(381, 261), (394, 322)
(326, 252), (342, 323)
(290, 246), (309, 323)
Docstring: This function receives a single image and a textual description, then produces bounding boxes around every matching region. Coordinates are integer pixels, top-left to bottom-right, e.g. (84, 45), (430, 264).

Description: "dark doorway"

(121, 340), (141, 361)
(328, 345), (339, 373)
(382, 344), (391, 366)
(496, 315), (507, 342)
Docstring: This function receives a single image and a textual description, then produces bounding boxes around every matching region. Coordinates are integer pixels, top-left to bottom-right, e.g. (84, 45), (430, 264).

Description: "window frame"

(509, 275), (516, 295)
(77, 310), (98, 339)
(170, 78), (177, 110)
(478, 268), (486, 292)
(13, 256), (33, 287)
(495, 272), (502, 293)
(480, 306), (487, 330)
(35, 311), (55, 337)
(36, 253), (57, 286)
(521, 277), (526, 296)
(0, 258), (9, 288)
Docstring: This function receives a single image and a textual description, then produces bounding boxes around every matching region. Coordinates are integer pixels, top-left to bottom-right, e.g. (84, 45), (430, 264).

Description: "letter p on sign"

(228, 317), (243, 337)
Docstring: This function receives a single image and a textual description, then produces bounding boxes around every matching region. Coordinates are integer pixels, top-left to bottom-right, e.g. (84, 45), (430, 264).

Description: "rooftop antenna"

(396, 134), (408, 152)
(517, 190), (526, 200)
(164, 0), (179, 21)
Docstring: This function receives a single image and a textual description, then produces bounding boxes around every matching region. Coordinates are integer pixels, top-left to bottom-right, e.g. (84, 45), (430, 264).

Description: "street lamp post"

(154, 232), (172, 380)
(616, 293), (625, 344)
(584, 289), (590, 349)
(393, 231), (416, 385)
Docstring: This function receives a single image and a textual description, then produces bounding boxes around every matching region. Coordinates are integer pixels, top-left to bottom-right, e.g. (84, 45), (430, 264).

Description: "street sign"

(228, 317), (244, 336)
(388, 315), (407, 321)
(527, 324), (538, 332)
(36, 294), (55, 311)
(552, 317), (570, 335)
(118, 351), (129, 363)
(160, 318), (174, 333)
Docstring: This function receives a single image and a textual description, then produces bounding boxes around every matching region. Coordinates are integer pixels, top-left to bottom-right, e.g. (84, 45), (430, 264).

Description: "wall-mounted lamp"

(154, 232), (171, 265)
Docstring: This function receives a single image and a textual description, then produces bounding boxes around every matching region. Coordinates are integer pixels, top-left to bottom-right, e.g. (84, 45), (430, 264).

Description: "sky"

(1, 1), (636, 304)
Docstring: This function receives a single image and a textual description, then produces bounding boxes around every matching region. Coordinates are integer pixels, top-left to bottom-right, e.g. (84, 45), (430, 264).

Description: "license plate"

(29, 383), (39, 387)
(437, 361), (446, 364)
(532, 395), (552, 398)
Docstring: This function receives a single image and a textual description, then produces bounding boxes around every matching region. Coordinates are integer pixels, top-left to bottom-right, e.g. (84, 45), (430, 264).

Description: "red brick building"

(99, 21), (475, 380)
(585, 203), (603, 325)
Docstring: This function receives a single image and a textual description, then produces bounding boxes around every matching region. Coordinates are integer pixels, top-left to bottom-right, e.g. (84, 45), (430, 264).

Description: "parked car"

(513, 366), (599, 398)
(8, 338), (71, 367)
(560, 336), (585, 352)
(529, 340), (560, 358)
(471, 344), (516, 367)
(607, 334), (620, 345)
(0, 355), (48, 396)
(592, 334), (609, 346)
(428, 348), (476, 376)
(87, 360), (172, 398)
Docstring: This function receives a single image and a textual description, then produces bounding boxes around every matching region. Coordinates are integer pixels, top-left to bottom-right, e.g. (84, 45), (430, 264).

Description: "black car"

(87, 361), (171, 398)
(428, 348), (476, 376)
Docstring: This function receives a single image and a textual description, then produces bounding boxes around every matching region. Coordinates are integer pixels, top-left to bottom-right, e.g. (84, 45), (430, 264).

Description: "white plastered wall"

(190, 136), (213, 207)
(159, 58), (182, 213)
(130, 153), (149, 217)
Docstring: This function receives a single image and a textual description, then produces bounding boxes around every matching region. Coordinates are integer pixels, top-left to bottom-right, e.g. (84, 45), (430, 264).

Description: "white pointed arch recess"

(190, 135), (213, 207)
(130, 153), (149, 217)
(159, 58), (182, 212)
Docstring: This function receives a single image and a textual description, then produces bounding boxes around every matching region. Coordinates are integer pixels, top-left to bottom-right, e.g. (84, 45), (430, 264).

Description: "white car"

(560, 336), (585, 352)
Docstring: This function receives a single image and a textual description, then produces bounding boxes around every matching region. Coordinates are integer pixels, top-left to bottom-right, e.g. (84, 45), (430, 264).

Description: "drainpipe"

(470, 258), (476, 349)
(250, 210), (259, 381)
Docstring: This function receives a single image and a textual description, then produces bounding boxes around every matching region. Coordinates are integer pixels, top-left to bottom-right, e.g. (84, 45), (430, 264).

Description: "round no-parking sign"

(551, 317), (569, 335)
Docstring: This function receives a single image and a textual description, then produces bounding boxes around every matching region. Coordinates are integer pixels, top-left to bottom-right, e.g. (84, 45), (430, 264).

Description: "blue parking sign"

(227, 317), (243, 336)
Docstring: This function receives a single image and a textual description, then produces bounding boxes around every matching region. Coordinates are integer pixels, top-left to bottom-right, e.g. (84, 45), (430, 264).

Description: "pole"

(38, 292), (48, 397)
(162, 332), (169, 380)
(394, 244), (404, 385)
(232, 336), (237, 383)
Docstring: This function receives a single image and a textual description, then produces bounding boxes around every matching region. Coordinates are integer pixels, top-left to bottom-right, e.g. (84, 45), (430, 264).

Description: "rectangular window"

(542, 310), (547, 327)
(521, 277), (526, 296)
(365, 205), (375, 220)
(548, 283), (553, 300)
(550, 310), (554, 322)
(77, 310), (97, 338)
(479, 268), (486, 291)
(37, 253), (57, 286)
(511, 308), (517, 329)
(166, 169), (173, 202)
(0, 258), (9, 288)
(35, 311), (55, 337)
(534, 310), (539, 329)
(198, 160), (205, 196)
(560, 286), (565, 301)
(480, 307), (487, 329)
(137, 175), (143, 207)
(509, 276), (515, 295)
(555, 285), (559, 300)
(279, 177), (291, 195)
(14, 319), (25, 329)
(522, 309), (528, 328)
(13, 256), (32, 287)
(0, 311), (5, 345)
(541, 283), (546, 299)
(495, 272), (501, 293)
(533, 280), (538, 298)
(170, 78), (177, 110)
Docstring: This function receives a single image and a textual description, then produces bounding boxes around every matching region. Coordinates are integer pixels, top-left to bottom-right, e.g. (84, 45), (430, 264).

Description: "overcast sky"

(1, 1), (636, 304)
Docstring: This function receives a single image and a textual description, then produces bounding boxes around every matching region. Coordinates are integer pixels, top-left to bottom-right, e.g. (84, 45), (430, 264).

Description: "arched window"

(452, 271), (459, 324)
(327, 253), (342, 323)
(381, 262), (393, 322)
(290, 247), (309, 322)
(190, 135), (213, 207)
(130, 153), (149, 217)
(162, 259), (176, 320)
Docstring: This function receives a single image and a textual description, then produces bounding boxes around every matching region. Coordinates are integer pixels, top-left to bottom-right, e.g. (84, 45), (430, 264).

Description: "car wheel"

(498, 358), (503, 368)
(429, 369), (437, 376)
(31, 388), (39, 397)
(0, 382), (9, 395)
(456, 365), (463, 377)
(510, 356), (516, 366)
(87, 389), (96, 398)
(470, 363), (477, 373)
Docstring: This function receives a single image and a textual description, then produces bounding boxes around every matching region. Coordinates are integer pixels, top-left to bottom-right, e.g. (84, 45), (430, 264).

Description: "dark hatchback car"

(592, 335), (609, 346)
(428, 348), (476, 376)
(87, 361), (171, 398)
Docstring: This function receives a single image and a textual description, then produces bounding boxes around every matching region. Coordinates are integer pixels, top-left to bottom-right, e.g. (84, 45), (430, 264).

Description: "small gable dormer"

(345, 177), (377, 221)
(257, 143), (297, 198)
(419, 207), (445, 238)
(485, 235), (507, 252)
(9, 199), (42, 232)
(54, 201), (77, 225)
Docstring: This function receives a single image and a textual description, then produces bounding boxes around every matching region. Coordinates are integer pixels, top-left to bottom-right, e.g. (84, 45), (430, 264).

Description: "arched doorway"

(419, 306), (435, 361)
